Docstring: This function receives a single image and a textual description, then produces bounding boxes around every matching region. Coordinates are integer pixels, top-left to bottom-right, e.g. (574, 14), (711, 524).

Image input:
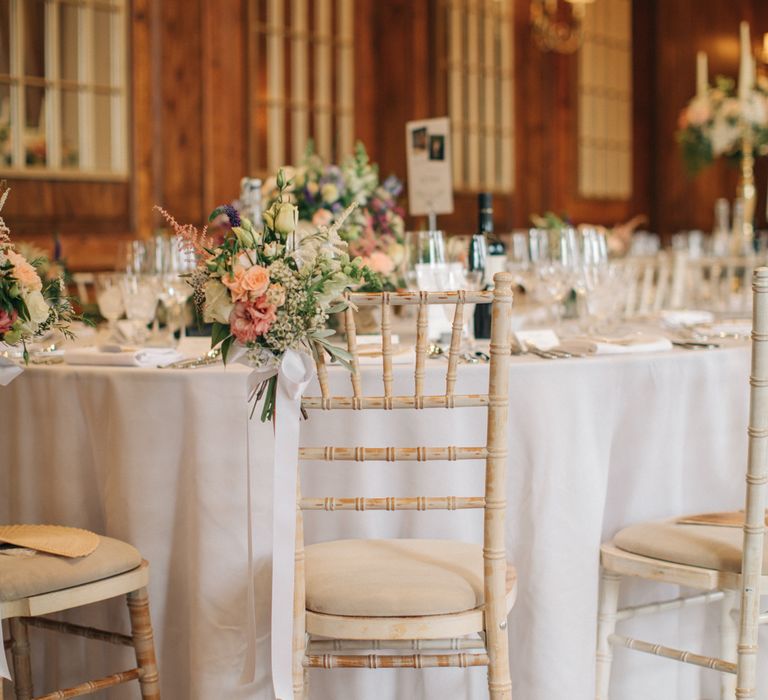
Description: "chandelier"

(530, 0), (596, 54)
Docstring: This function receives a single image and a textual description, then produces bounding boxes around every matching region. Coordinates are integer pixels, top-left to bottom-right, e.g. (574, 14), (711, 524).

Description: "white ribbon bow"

(238, 348), (315, 699)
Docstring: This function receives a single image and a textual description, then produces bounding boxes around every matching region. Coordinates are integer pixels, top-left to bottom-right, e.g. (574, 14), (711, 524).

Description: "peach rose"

(364, 251), (395, 275)
(222, 263), (270, 302)
(6, 250), (42, 292)
(312, 209), (333, 228)
(229, 297), (277, 343)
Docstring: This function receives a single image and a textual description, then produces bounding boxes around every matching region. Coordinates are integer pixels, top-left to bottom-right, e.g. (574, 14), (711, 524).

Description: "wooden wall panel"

(651, 0), (768, 238)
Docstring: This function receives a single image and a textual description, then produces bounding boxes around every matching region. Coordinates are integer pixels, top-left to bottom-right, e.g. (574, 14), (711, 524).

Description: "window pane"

(59, 3), (79, 82)
(24, 85), (46, 166)
(93, 9), (112, 85)
(0, 0), (9, 75)
(61, 88), (78, 168)
(23, 0), (45, 79)
(93, 91), (111, 169)
(0, 83), (10, 166)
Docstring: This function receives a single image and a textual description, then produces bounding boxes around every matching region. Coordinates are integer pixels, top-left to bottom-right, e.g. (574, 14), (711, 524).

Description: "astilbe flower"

(154, 205), (213, 260)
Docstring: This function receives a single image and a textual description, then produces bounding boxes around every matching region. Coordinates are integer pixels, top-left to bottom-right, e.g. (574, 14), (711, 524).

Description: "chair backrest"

(619, 253), (677, 316)
(737, 267), (768, 676)
(298, 272), (514, 605)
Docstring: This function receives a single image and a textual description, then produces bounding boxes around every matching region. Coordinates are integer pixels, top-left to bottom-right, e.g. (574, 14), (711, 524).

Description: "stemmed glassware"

(94, 273), (125, 340)
(403, 230), (446, 290)
(120, 274), (160, 345)
(529, 227), (580, 327)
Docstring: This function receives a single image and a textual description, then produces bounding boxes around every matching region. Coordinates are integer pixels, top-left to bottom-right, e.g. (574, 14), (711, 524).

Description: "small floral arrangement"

(265, 141), (406, 291)
(0, 188), (79, 360)
(157, 169), (378, 421)
(15, 240), (70, 302)
(677, 75), (768, 174)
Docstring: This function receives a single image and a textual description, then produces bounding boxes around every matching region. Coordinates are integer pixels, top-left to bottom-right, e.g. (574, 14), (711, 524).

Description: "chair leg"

(303, 667), (310, 700)
(127, 588), (160, 699)
(292, 502), (307, 700)
(9, 619), (33, 700)
(720, 590), (738, 700)
(485, 600), (512, 700)
(595, 570), (621, 700)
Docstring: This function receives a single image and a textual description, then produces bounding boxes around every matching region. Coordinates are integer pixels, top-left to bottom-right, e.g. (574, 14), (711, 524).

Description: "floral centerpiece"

(677, 75), (768, 174)
(0, 188), (79, 361)
(265, 141), (406, 291)
(156, 169), (377, 421)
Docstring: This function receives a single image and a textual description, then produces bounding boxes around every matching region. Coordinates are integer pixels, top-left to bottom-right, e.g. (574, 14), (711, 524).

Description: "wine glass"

(94, 273), (125, 339)
(403, 230), (446, 291)
(120, 275), (159, 345)
(575, 227), (609, 329)
(529, 227), (580, 327)
(508, 230), (534, 291)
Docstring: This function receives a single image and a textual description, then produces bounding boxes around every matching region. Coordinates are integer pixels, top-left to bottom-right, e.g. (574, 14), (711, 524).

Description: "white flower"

(23, 290), (49, 324)
(321, 183), (339, 203)
(203, 279), (234, 324)
(274, 202), (298, 235)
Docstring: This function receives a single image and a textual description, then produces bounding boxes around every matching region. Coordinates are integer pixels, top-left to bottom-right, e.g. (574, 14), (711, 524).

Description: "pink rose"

(364, 251), (395, 275)
(6, 250), (42, 292)
(686, 99), (711, 126)
(222, 263), (270, 302)
(229, 297), (278, 343)
(311, 209), (333, 228)
(0, 308), (17, 334)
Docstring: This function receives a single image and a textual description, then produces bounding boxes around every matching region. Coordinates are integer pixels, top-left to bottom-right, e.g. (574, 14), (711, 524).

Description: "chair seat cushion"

(306, 538), (505, 617)
(614, 519), (768, 574)
(0, 536), (142, 602)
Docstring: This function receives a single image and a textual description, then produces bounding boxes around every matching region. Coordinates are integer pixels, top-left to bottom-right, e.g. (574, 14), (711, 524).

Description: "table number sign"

(405, 117), (454, 218)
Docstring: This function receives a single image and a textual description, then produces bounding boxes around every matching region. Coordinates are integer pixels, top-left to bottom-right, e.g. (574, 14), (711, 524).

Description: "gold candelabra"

(737, 127), (757, 254)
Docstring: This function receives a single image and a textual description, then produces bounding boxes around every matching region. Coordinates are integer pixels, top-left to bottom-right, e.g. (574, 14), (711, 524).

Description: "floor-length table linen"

(0, 344), (761, 699)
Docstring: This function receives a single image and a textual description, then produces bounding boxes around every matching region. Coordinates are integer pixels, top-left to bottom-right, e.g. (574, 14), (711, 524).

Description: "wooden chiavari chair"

(620, 252), (687, 316)
(595, 267), (768, 699)
(293, 273), (516, 699)
(0, 538), (159, 700)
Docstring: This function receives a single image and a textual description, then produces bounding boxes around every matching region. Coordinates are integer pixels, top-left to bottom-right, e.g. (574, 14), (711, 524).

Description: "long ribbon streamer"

(239, 348), (314, 699)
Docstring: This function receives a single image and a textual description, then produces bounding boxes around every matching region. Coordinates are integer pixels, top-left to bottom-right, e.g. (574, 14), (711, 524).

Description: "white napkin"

(0, 356), (23, 386)
(64, 346), (184, 367)
(559, 334), (673, 355)
(694, 319), (752, 338)
(660, 309), (715, 327)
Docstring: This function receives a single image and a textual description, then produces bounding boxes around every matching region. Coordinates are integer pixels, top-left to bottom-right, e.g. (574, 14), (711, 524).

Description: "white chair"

(619, 252), (687, 316)
(71, 272), (96, 306)
(293, 274), (517, 698)
(595, 267), (768, 699)
(0, 535), (160, 699)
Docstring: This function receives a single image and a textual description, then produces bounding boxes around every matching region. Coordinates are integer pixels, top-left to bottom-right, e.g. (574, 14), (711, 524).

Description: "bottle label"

(485, 255), (507, 285)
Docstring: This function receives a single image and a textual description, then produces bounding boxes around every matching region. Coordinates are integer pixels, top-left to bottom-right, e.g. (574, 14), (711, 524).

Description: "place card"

(405, 117), (454, 216)
(514, 329), (560, 351)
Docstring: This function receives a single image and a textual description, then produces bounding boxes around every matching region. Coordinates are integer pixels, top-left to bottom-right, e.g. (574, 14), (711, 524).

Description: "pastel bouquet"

(677, 75), (768, 174)
(157, 169), (377, 421)
(265, 141), (406, 291)
(0, 188), (79, 361)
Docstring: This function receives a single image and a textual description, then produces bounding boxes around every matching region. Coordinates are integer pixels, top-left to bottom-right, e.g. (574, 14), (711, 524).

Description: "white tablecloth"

(0, 344), (761, 699)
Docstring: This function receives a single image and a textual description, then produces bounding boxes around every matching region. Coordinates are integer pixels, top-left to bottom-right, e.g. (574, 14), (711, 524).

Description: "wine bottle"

(470, 192), (494, 339)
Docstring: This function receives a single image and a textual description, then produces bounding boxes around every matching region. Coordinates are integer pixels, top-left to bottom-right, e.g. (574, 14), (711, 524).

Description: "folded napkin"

(694, 319), (752, 338)
(660, 309), (714, 327)
(677, 511), (768, 528)
(558, 334), (673, 355)
(0, 353), (23, 385)
(64, 346), (184, 367)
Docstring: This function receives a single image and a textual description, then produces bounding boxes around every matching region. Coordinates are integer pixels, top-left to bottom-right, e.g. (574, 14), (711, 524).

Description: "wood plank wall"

(4, 0), (768, 270)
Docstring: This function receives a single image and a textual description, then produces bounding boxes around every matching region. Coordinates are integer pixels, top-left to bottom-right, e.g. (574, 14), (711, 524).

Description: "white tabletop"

(0, 339), (759, 699)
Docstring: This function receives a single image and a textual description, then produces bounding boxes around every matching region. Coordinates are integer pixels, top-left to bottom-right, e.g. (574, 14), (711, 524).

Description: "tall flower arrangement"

(677, 75), (768, 174)
(157, 169), (377, 421)
(0, 187), (79, 360)
(265, 141), (406, 290)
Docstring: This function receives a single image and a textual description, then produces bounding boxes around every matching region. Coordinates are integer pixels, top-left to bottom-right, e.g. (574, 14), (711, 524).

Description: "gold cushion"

(0, 536), (142, 602)
(613, 519), (768, 574)
(306, 538), (501, 617)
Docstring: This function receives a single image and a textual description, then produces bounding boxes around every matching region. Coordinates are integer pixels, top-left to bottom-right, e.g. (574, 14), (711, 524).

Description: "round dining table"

(0, 339), (762, 699)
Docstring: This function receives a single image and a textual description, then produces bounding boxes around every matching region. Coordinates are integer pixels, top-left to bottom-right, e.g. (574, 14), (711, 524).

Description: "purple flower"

(208, 204), (241, 228)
